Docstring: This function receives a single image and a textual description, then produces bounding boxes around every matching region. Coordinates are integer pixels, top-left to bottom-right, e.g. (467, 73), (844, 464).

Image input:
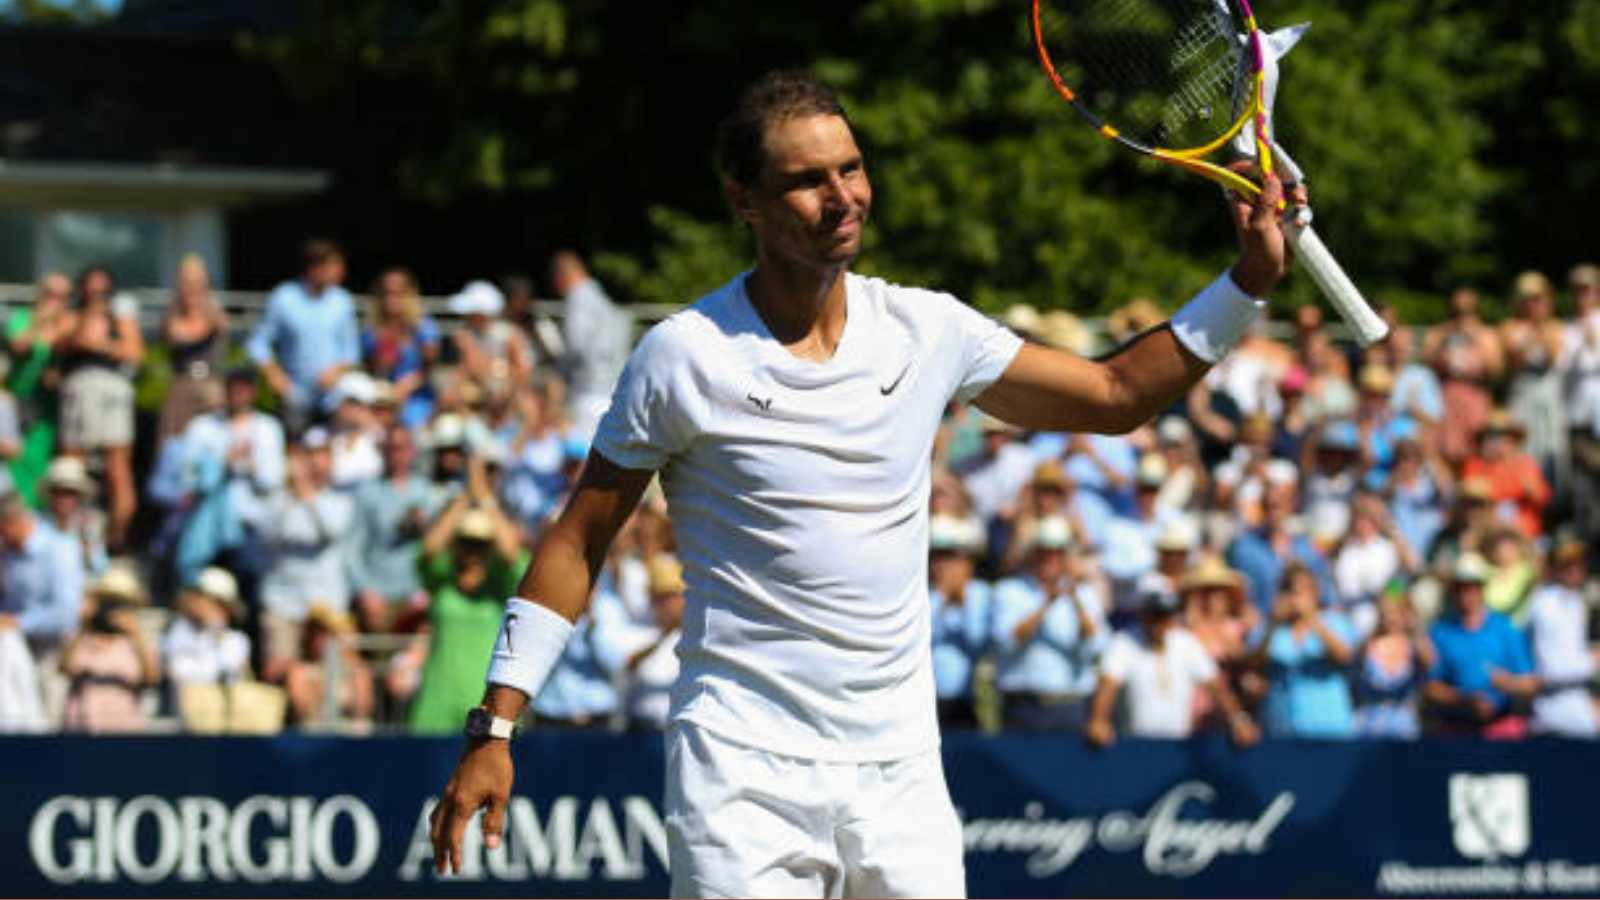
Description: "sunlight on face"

(737, 114), (873, 271)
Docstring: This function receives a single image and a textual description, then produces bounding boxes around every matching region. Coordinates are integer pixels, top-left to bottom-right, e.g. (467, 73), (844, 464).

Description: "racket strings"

(1041, 0), (1248, 150)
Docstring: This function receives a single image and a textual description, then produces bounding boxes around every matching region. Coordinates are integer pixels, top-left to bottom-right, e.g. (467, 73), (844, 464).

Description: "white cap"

(1031, 516), (1073, 552)
(1156, 517), (1198, 553)
(430, 414), (466, 448)
(300, 426), (330, 450)
(1136, 453), (1168, 488)
(196, 566), (239, 604)
(929, 514), (985, 555)
(1265, 459), (1299, 487)
(449, 280), (505, 317)
(1452, 552), (1490, 585)
(332, 371), (378, 407)
(1157, 416), (1193, 445)
(45, 456), (96, 495)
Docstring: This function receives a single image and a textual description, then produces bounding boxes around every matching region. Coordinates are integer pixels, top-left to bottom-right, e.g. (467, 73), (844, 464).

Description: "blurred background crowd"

(0, 240), (1597, 744)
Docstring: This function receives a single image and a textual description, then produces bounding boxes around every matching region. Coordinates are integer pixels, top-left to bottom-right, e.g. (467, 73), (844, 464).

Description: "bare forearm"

(978, 328), (1209, 435)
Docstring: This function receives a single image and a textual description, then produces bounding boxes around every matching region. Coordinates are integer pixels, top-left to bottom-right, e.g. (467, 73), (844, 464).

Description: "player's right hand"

(1085, 718), (1116, 749)
(429, 738), (514, 875)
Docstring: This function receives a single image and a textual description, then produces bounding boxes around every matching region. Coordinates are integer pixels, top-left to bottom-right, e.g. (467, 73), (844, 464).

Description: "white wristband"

(1169, 271), (1265, 364)
(485, 598), (574, 698)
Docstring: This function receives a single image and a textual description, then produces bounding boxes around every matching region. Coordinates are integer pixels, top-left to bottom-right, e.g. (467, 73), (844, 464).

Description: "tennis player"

(430, 70), (1297, 897)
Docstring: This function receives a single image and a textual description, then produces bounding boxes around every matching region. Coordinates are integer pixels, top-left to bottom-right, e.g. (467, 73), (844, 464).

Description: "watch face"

(464, 707), (490, 737)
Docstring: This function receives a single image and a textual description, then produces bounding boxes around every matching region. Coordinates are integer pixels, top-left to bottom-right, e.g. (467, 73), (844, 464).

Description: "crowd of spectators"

(0, 242), (1597, 744)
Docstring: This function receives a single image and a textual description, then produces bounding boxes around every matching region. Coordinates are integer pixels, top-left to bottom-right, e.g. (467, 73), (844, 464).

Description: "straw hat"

(1003, 303), (1042, 336)
(1031, 460), (1069, 490)
(1135, 453), (1168, 488)
(1036, 310), (1094, 355)
(45, 457), (96, 496)
(1177, 555), (1243, 597)
(305, 603), (356, 635)
(1357, 364), (1394, 395)
(91, 566), (146, 606)
(1548, 539), (1586, 568)
(455, 508), (496, 543)
(1029, 516), (1073, 552)
(193, 567), (244, 620)
(647, 554), (687, 595)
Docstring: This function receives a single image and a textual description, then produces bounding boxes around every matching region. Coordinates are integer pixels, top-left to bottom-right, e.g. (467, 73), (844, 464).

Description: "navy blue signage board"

(6, 734), (1598, 897)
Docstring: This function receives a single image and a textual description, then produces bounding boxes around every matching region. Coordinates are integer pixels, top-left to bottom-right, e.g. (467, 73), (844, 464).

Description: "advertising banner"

(8, 734), (1599, 897)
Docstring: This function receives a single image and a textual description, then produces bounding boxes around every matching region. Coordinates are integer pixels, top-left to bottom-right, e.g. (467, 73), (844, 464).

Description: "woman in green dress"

(407, 467), (528, 734)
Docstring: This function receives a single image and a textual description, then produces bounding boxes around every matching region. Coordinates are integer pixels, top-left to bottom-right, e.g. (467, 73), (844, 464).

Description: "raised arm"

(429, 450), (653, 874)
(975, 175), (1291, 435)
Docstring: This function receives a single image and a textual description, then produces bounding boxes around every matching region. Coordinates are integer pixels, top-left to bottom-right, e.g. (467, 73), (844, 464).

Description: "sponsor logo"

(1450, 773), (1530, 860)
(28, 793), (669, 886)
(962, 781), (1295, 878)
(398, 796), (667, 882)
(29, 795), (380, 884)
(1377, 773), (1600, 895)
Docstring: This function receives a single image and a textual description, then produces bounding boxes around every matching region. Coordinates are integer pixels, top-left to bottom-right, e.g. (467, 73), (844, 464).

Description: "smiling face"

(728, 113), (872, 274)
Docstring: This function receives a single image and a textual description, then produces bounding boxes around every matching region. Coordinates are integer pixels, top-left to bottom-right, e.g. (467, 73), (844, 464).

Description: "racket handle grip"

(1286, 219), (1389, 346)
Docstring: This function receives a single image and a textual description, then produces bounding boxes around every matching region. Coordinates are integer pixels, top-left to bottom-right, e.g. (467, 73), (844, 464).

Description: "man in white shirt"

(1085, 576), (1259, 745)
(1527, 540), (1599, 737)
(430, 70), (1297, 897)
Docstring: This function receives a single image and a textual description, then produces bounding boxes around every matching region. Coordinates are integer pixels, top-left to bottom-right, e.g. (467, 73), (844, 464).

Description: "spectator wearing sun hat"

(1099, 454), (1177, 613)
(408, 500), (528, 734)
(991, 517), (1108, 732)
(42, 456), (107, 576)
(60, 566), (158, 733)
(614, 554), (689, 731)
(450, 279), (533, 396)
(928, 514), (993, 730)
(257, 429), (358, 683)
(1424, 553), (1539, 739)
(284, 603), (374, 728)
(163, 567), (252, 706)
(956, 412), (1034, 526)
(326, 371), (384, 491)
(1460, 410), (1551, 538)
(1352, 363), (1418, 479)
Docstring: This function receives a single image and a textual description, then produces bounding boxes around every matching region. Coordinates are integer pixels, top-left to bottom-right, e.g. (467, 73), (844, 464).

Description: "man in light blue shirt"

(0, 493), (85, 652)
(552, 251), (631, 435)
(928, 514), (992, 730)
(247, 239), (360, 427)
(990, 516), (1108, 732)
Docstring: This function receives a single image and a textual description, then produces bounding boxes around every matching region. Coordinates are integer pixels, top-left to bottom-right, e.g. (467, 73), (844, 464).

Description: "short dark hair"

(715, 70), (849, 186)
(303, 238), (344, 269)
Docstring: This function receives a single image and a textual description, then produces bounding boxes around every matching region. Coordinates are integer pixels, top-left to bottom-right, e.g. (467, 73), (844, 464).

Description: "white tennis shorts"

(664, 722), (966, 899)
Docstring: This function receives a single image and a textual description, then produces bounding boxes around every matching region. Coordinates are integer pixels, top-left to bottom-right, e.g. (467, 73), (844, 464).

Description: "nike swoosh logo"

(746, 393), (774, 412)
(880, 362), (911, 396)
(502, 612), (517, 653)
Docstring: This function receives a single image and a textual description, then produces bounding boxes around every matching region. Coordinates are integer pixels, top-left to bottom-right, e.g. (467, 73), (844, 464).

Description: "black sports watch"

(463, 707), (517, 740)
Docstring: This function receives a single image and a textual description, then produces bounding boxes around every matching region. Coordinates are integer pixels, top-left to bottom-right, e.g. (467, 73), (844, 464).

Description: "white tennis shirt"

(593, 272), (1022, 761)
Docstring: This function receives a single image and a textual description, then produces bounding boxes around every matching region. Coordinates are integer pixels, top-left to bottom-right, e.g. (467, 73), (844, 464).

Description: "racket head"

(1031, 0), (1265, 165)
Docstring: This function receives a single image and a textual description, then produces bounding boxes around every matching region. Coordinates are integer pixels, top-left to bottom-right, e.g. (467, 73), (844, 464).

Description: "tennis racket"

(1031, 0), (1389, 345)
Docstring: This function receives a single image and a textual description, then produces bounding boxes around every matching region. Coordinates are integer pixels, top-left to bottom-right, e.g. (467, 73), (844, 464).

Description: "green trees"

(246, 0), (1597, 319)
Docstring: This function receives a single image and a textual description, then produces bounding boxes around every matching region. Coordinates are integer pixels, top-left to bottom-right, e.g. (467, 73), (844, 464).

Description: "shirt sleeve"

(591, 319), (699, 472)
(989, 579), (1035, 653)
(246, 287), (284, 365)
(1177, 631), (1220, 682)
(337, 294), (361, 366)
(19, 534), (84, 642)
(936, 293), (1025, 404)
(1101, 634), (1135, 682)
